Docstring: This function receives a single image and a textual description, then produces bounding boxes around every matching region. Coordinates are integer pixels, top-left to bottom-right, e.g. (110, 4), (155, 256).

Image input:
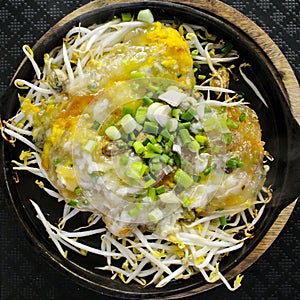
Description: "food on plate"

(1, 9), (272, 290)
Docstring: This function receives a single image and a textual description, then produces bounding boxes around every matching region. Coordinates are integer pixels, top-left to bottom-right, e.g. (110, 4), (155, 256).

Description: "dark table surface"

(0, 0), (299, 299)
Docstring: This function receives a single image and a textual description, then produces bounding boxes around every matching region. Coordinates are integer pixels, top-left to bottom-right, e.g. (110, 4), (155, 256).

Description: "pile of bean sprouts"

(0, 10), (272, 291)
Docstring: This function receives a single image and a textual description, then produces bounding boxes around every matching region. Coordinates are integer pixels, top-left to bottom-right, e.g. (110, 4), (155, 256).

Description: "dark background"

(0, 0), (299, 299)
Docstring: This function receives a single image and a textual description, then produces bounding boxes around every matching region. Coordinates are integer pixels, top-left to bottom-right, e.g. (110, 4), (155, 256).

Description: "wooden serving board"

(13, 0), (299, 296)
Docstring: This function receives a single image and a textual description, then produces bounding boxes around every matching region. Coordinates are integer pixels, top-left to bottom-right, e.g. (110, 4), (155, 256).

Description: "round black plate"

(1, 1), (299, 299)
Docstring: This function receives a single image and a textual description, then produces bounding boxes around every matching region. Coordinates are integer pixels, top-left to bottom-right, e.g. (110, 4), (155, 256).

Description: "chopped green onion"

(183, 197), (193, 206)
(121, 12), (132, 22)
(179, 128), (192, 145)
(53, 158), (61, 166)
(130, 71), (145, 79)
(195, 134), (208, 145)
(143, 121), (159, 135)
(221, 42), (233, 55)
(133, 141), (145, 154)
(148, 187), (156, 201)
(143, 175), (156, 188)
(105, 126), (121, 140)
(119, 114), (137, 134)
(221, 133), (232, 145)
(156, 185), (166, 195)
(119, 156), (129, 166)
(137, 9), (154, 23)
(68, 199), (79, 207)
(91, 120), (100, 130)
(226, 119), (239, 129)
(226, 157), (244, 169)
(75, 187), (83, 196)
(203, 163), (217, 176)
(168, 158), (174, 166)
(219, 216), (227, 226)
(142, 96), (154, 106)
(177, 73), (182, 78)
(178, 121), (191, 129)
(174, 168), (194, 188)
(146, 143), (162, 154)
(191, 49), (199, 56)
(122, 107), (133, 116)
(84, 140), (97, 153)
(130, 132), (136, 141)
(173, 152), (181, 167)
(143, 151), (158, 159)
(160, 154), (170, 163)
(148, 135), (156, 144)
(193, 175), (201, 183)
(126, 161), (149, 180)
(160, 128), (171, 140)
(165, 138), (174, 149)
(135, 106), (148, 124)
(198, 74), (206, 80)
(172, 108), (182, 119)
(239, 112), (246, 122)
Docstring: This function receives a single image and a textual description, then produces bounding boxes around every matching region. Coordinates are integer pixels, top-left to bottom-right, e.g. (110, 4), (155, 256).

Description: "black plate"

(1, 1), (300, 299)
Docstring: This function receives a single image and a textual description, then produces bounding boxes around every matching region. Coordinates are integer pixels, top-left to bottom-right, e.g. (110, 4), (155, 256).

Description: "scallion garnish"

(179, 128), (192, 145)
(148, 187), (156, 201)
(130, 71), (145, 79)
(181, 107), (196, 121)
(142, 96), (154, 106)
(156, 185), (166, 195)
(105, 126), (121, 140)
(91, 120), (100, 130)
(239, 112), (246, 122)
(174, 168), (194, 188)
(119, 114), (138, 134)
(226, 157), (244, 169)
(143, 176), (156, 188)
(221, 42), (233, 55)
(133, 141), (145, 154)
(226, 119), (239, 129)
(122, 106), (133, 117)
(143, 121), (159, 135)
(219, 216), (227, 226)
(135, 106), (148, 124)
(121, 12), (132, 22)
